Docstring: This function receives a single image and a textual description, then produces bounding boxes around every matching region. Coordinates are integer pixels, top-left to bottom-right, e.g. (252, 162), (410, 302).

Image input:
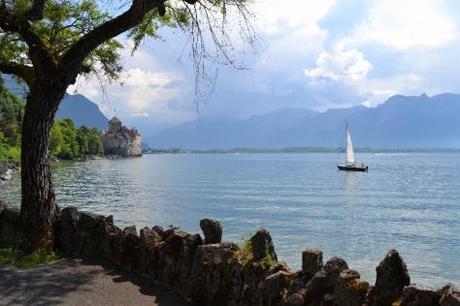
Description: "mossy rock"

(0, 207), (19, 248)
(1, 207), (19, 223)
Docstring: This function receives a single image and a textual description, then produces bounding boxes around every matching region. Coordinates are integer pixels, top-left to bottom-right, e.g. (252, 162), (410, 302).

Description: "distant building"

(102, 117), (142, 157)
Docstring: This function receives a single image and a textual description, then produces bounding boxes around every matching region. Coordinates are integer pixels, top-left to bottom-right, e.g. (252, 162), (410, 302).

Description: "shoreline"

(143, 147), (460, 155)
(0, 205), (458, 305)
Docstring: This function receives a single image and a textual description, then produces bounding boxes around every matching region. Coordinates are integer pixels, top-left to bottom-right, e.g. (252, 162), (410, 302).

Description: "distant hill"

(146, 94), (460, 149)
(146, 108), (318, 149)
(56, 94), (108, 130)
(2, 74), (108, 130)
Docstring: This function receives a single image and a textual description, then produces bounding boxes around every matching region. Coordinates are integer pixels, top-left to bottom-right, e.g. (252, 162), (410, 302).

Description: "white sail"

(346, 125), (355, 164)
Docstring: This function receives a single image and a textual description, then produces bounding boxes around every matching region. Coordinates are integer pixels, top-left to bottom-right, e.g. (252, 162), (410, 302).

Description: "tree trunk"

(18, 82), (67, 254)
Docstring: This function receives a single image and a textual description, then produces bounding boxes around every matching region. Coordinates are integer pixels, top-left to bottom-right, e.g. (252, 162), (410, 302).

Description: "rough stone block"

(369, 249), (410, 306)
(401, 284), (440, 306)
(200, 218), (222, 244)
(58, 206), (81, 254)
(0, 206), (19, 248)
(120, 226), (141, 271)
(439, 284), (460, 306)
(263, 270), (293, 304)
(250, 228), (277, 261)
(189, 242), (239, 304)
(302, 248), (323, 278)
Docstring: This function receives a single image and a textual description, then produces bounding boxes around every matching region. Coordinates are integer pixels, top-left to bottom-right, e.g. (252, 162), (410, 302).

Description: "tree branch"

(60, 0), (166, 80)
(0, 4), (55, 74)
(0, 61), (35, 85)
(25, 0), (47, 22)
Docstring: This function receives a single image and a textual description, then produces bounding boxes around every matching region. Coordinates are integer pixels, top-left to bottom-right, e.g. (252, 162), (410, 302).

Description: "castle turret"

(108, 117), (122, 133)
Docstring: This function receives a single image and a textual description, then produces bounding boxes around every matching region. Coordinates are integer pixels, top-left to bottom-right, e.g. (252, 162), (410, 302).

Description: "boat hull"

(337, 164), (368, 172)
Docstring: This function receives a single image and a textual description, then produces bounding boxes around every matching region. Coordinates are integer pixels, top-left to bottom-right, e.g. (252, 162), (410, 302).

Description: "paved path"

(0, 258), (187, 306)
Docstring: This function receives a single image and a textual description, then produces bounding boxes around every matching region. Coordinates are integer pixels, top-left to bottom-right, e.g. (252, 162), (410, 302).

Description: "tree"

(0, 77), (22, 161)
(84, 128), (103, 155)
(49, 119), (103, 158)
(76, 125), (90, 154)
(49, 122), (63, 156)
(53, 118), (79, 159)
(0, 0), (253, 253)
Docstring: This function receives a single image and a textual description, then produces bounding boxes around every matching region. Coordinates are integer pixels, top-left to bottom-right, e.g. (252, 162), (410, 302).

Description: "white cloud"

(305, 46), (372, 82)
(68, 65), (198, 134)
(254, 0), (337, 34)
(349, 0), (457, 50)
(121, 68), (177, 88)
(69, 68), (182, 113)
(236, 0), (340, 100)
(117, 68), (182, 112)
(130, 112), (150, 117)
(302, 0), (458, 108)
(357, 73), (425, 106)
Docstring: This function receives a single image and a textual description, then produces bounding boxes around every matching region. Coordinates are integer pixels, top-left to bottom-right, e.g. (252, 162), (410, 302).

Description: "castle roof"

(109, 117), (121, 123)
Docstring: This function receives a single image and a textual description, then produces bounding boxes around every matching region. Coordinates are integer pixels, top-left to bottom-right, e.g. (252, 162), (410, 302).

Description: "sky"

(68, 0), (460, 136)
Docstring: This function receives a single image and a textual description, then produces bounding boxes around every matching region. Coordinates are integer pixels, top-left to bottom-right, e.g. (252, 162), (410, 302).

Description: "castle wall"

(103, 118), (142, 157)
(128, 135), (142, 156)
(102, 136), (130, 156)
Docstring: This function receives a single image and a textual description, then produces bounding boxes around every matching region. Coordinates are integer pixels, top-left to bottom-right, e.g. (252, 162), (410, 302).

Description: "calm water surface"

(1, 153), (459, 286)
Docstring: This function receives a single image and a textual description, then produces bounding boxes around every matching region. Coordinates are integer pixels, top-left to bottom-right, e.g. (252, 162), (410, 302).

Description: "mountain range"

(56, 94), (108, 130)
(146, 93), (460, 149)
(3, 73), (460, 149)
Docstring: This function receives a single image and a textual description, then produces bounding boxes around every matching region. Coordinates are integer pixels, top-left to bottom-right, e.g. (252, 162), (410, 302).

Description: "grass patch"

(236, 233), (254, 266)
(0, 248), (62, 268)
(236, 233), (277, 269)
(0, 145), (20, 163)
(236, 237), (253, 266)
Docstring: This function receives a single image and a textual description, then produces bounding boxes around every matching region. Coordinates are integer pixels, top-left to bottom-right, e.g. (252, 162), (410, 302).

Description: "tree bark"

(18, 80), (67, 254)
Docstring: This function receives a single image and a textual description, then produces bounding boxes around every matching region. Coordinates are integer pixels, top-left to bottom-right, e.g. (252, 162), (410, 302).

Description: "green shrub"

(0, 77), (23, 162)
(0, 248), (62, 268)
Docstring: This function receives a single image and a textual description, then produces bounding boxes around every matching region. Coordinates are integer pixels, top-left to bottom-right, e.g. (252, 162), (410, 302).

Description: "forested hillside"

(50, 119), (103, 159)
(0, 78), (22, 161)
(0, 78), (104, 162)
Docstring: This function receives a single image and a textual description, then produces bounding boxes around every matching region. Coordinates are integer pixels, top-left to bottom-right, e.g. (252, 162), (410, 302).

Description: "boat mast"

(346, 124), (355, 164)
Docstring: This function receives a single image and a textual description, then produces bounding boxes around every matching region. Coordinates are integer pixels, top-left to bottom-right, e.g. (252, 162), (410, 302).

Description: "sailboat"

(337, 124), (368, 172)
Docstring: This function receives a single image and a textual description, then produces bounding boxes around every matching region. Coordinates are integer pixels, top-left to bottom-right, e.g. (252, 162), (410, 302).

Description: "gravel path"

(0, 258), (187, 306)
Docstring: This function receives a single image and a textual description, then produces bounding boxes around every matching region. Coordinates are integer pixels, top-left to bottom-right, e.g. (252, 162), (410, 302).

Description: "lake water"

(1, 153), (459, 287)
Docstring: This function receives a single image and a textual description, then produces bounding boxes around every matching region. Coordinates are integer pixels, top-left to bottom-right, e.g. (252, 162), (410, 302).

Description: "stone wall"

(0, 201), (19, 248)
(129, 135), (142, 156)
(102, 129), (142, 157)
(102, 135), (130, 156)
(0, 204), (459, 306)
(102, 135), (142, 157)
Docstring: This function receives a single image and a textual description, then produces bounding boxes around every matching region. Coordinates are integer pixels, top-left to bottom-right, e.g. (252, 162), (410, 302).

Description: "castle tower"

(108, 117), (122, 133)
(103, 117), (142, 157)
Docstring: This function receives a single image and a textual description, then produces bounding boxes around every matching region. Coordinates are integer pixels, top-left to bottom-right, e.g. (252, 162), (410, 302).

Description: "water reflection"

(344, 171), (356, 197)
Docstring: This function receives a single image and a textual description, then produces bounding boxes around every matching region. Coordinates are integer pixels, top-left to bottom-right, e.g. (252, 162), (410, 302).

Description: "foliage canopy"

(0, 77), (22, 161)
(0, 0), (253, 86)
(50, 118), (104, 159)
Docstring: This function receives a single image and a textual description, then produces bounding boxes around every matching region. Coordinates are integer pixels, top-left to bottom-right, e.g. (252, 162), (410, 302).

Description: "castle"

(102, 117), (142, 157)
